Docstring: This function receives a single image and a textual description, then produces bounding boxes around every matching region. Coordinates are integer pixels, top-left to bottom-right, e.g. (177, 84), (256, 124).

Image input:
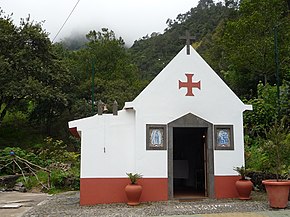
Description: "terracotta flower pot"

(262, 180), (290, 209)
(125, 184), (143, 206)
(235, 180), (253, 200)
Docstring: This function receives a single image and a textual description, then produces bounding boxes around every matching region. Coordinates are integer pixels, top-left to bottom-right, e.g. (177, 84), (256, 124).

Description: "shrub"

(34, 137), (80, 166)
(262, 119), (290, 180)
(0, 147), (42, 175)
(16, 165), (80, 193)
(16, 170), (49, 191)
(1, 138), (80, 192)
(245, 143), (269, 171)
(49, 166), (80, 192)
(247, 171), (286, 191)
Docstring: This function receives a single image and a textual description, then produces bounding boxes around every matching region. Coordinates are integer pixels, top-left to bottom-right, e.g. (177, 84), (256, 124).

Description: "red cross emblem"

(179, 74), (201, 96)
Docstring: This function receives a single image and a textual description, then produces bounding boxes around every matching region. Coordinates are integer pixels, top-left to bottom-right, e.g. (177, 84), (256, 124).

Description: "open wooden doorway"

(173, 127), (207, 199)
(168, 113), (214, 200)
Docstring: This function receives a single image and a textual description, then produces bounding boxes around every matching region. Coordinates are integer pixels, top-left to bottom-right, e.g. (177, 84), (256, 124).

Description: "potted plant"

(262, 119), (290, 208)
(125, 173), (143, 206)
(233, 166), (253, 200)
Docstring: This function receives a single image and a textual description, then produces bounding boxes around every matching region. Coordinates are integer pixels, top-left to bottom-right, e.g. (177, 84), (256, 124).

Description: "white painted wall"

(213, 114), (245, 175)
(69, 110), (136, 178)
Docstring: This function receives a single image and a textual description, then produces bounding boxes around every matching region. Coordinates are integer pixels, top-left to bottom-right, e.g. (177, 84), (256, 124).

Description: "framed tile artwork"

(146, 124), (167, 150)
(214, 125), (234, 150)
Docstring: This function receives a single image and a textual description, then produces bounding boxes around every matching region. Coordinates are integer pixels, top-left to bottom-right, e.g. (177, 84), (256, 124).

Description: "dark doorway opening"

(173, 127), (207, 198)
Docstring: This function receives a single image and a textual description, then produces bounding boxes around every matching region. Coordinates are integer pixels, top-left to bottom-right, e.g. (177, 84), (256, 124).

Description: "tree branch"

(16, 156), (51, 172)
(13, 159), (27, 183)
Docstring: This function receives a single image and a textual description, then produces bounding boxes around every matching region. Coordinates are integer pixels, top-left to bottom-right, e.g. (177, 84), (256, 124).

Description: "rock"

(15, 182), (24, 187)
(13, 182), (26, 192)
(0, 175), (22, 189)
(0, 203), (22, 209)
(18, 187), (27, 192)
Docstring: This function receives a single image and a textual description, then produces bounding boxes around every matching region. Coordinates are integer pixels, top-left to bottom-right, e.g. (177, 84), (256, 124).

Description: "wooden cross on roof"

(179, 30), (195, 55)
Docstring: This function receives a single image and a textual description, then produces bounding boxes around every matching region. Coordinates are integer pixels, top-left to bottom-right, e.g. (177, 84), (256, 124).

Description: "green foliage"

(245, 117), (290, 179)
(1, 146), (40, 162)
(262, 119), (290, 180)
(243, 81), (290, 138)
(34, 137), (80, 166)
(126, 173), (142, 185)
(0, 104), (45, 148)
(0, 146), (42, 176)
(17, 170), (48, 190)
(68, 28), (148, 118)
(245, 141), (269, 171)
(50, 167), (80, 192)
(17, 166), (80, 193)
(0, 138), (80, 192)
(244, 82), (290, 174)
(243, 83), (277, 137)
(0, 11), (75, 137)
(220, 0), (290, 97)
(233, 166), (247, 180)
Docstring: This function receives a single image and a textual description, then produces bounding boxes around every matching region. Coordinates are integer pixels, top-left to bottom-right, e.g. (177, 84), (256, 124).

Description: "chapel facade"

(69, 44), (252, 205)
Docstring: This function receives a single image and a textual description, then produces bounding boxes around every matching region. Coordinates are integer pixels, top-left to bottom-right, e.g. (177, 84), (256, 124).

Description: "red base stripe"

(80, 176), (240, 205)
(214, 176), (239, 198)
(80, 178), (168, 205)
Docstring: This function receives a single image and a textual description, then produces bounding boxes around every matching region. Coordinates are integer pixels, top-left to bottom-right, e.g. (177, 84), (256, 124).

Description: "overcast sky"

(1, 0), (200, 46)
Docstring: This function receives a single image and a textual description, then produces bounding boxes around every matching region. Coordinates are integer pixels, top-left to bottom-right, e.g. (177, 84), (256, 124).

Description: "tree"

(244, 80), (290, 137)
(0, 12), (72, 136)
(221, 0), (290, 97)
(68, 28), (147, 118)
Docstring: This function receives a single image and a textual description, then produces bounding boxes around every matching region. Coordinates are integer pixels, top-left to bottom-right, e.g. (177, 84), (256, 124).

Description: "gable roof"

(125, 45), (252, 112)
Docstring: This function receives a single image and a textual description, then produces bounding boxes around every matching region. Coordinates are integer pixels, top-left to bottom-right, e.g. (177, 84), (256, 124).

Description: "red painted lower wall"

(80, 176), (239, 205)
(214, 176), (240, 198)
(80, 178), (168, 205)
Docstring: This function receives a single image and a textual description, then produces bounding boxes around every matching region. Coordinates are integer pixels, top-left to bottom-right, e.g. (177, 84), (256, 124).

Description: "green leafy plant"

(126, 173), (142, 185)
(33, 137), (80, 167)
(263, 118), (290, 181)
(245, 141), (269, 171)
(16, 170), (49, 191)
(233, 166), (248, 180)
(0, 138), (81, 192)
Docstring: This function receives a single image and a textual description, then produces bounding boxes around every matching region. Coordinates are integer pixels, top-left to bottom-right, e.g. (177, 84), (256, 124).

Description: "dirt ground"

(0, 191), (48, 217)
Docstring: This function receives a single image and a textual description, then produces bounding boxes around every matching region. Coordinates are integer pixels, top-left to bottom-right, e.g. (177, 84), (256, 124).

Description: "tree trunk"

(0, 105), (8, 126)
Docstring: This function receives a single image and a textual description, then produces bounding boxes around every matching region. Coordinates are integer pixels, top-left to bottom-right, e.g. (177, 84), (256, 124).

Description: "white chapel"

(69, 44), (252, 205)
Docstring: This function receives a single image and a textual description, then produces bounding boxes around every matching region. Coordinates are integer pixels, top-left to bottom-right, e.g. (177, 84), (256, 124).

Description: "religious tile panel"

(214, 125), (234, 150)
(146, 124), (167, 150)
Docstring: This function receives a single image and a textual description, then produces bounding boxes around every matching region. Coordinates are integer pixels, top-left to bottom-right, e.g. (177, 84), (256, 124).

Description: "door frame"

(168, 113), (214, 199)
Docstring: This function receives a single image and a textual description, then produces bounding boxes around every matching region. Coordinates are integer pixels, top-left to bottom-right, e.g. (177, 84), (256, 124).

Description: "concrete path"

(162, 210), (290, 217)
(0, 191), (48, 217)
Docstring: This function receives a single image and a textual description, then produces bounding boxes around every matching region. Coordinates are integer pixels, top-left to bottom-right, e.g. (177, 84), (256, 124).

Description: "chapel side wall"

(213, 112), (245, 176)
(80, 110), (135, 178)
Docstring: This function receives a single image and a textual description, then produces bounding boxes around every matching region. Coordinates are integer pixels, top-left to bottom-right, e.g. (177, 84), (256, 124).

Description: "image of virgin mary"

(150, 129), (163, 147)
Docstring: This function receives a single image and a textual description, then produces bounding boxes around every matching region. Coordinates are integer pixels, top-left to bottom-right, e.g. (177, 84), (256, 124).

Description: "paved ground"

(0, 191), (289, 217)
(23, 191), (289, 217)
(161, 210), (290, 217)
(0, 191), (48, 217)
